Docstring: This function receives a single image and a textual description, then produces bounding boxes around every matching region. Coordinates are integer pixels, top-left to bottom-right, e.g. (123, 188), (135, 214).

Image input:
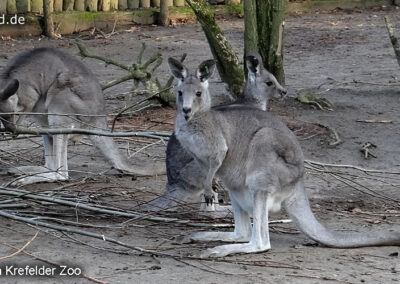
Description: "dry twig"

(0, 231), (38, 260)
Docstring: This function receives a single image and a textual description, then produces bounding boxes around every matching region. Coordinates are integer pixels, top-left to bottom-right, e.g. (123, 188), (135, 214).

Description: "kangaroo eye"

(178, 91), (183, 97)
(266, 81), (273, 86)
(196, 91), (202, 97)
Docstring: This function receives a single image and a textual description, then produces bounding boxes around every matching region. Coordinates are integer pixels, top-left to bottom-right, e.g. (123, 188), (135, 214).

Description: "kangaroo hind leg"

(201, 174), (273, 258)
(190, 193), (251, 243)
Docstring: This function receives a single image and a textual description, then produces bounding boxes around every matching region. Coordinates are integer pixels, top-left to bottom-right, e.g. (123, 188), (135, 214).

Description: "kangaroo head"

(0, 78), (20, 132)
(245, 53), (287, 109)
(168, 58), (216, 121)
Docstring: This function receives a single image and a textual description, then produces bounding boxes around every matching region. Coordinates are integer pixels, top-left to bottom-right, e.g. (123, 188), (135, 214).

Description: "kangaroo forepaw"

(203, 193), (214, 206)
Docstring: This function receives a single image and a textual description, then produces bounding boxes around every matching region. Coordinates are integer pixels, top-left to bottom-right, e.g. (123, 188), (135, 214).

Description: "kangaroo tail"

(89, 135), (166, 176)
(284, 181), (400, 248)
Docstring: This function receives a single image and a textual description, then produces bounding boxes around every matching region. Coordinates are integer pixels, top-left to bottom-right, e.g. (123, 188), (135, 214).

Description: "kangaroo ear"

(196, 59), (216, 82)
(168, 57), (188, 81)
(0, 79), (19, 101)
(246, 53), (262, 77)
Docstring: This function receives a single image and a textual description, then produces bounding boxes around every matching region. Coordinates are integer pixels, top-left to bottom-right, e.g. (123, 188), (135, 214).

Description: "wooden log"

(43, 0), (56, 38)
(0, 2), (7, 14)
(16, 0), (30, 13)
(158, 0), (168, 26)
(140, 0), (150, 8)
(110, 0), (118, 10)
(173, 0), (184, 7)
(127, 0), (139, 9)
(54, 0), (63, 11)
(31, 0), (43, 13)
(118, 0), (127, 10)
(151, 0), (160, 7)
(101, 0), (110, 11)
(85, 0), (98, 11)
(63, 0), (75, 10)
(74, 0), (85, 10)
(7, 0), (18, 14)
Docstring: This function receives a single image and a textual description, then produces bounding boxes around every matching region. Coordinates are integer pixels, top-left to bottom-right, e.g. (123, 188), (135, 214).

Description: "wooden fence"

(0, 0), (188, 14)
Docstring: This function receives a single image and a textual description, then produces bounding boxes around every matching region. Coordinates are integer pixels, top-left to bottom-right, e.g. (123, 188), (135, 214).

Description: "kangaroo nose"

(183, 107), (191, 114)
(281, 89), (287, 95)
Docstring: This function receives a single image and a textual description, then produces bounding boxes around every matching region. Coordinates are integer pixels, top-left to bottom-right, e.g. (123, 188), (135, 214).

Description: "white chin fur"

(200, 80), (209, 89)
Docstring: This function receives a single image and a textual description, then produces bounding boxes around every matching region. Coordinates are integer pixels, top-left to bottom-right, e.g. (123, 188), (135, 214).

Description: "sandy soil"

(0, 7), (400, 284)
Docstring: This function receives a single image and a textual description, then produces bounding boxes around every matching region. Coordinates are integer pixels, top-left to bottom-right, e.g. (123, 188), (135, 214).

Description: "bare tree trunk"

(7, 0), (18, 14)
(244, 0), (258, 57)
(254, 0), (286, 84)
(63, 0), (75, 10)
(43, 0), (56, 38)
(54, 0), (63, 11)
(158, 0), (169, 26)
(185, 0), (244, 98)
(85, 0), (98, 11)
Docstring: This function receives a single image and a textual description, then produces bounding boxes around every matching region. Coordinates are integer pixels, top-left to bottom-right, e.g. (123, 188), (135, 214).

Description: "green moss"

(133, 9), (156, 17)
(53, 11), (106, 23)
(170, 6), (195, 14)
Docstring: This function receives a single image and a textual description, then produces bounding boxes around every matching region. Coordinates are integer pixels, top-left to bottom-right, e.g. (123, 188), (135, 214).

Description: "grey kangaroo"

(148, 53), (287, 211)
(0, 48), (164, 186)
(167, 58), (400, 257)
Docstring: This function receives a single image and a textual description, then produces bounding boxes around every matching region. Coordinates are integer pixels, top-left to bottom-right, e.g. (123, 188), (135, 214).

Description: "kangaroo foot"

(9, 171), (68, 187)
(200, 242), (271, 258)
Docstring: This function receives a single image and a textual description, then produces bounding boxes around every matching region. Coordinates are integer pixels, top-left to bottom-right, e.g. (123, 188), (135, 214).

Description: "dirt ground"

(0, 6), (400, 284)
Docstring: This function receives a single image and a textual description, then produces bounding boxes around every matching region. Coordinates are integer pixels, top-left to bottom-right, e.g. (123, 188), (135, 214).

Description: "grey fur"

(147, 53), (286, 211)
(0, 48), (164, 186)
(164, 59), (400, 257)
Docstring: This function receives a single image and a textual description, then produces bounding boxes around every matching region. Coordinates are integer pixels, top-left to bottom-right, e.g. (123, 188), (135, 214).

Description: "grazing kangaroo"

(167, 58), (400, 257)
(148, 53), (287, 211)
(0, 48), (164, 186)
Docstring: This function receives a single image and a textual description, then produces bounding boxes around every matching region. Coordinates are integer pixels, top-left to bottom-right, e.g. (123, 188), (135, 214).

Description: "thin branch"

(305, 160), (400, 175)
(0, 232), (38, 260)
(137, 42), (146, 64)
(101, 72), (147, 90)
(0, 188), (235, 228)
(76, 39), (130, 70)
(110, 86), (173, 132)
(0, 127), (171, 140)
(0, 209), (174, 258)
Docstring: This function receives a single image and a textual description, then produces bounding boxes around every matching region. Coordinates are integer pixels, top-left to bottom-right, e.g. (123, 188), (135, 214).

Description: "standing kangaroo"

(167, 58), (400, 257)
(148, 53), (287, 211)
(0, 48), (164, 186)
